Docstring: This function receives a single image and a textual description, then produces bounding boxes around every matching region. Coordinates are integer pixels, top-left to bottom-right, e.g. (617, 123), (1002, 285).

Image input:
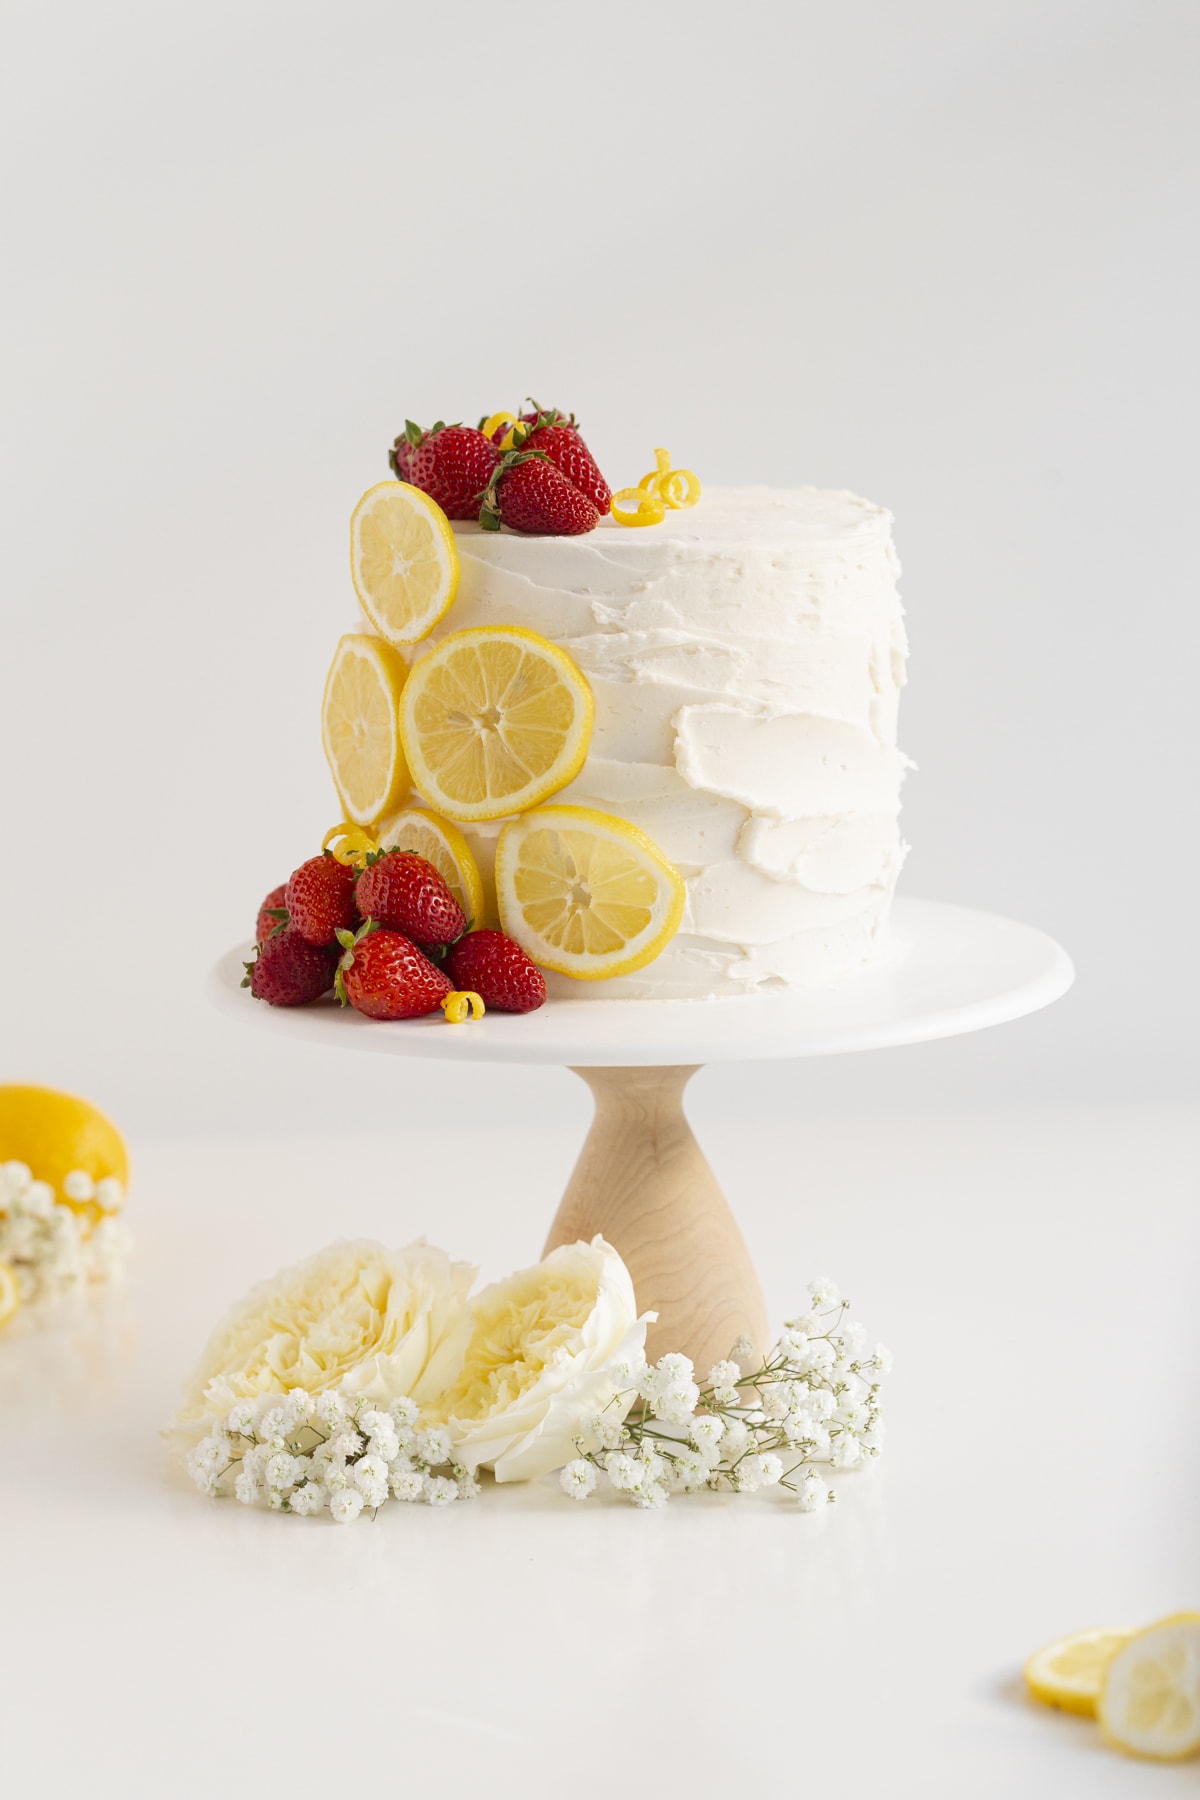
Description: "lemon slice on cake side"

(495, 805), (685, 980)
(1098, 1613), (1200, 1761)
(350, 481), (459, 645)
(375, 804), (487, 927)
(322, 634), (409, 828)
(1024, 1627), (1135, 1717)
(398, 626), (593, 824)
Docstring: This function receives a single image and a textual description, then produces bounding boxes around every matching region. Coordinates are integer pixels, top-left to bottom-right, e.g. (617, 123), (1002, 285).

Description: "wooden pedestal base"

(542, 1065), (769, 1375)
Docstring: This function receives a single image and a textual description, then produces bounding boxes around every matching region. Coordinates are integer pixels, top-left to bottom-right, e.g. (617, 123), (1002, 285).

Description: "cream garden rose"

(174, 1239), (476, 1425)
(436, 1235), (651, 1482)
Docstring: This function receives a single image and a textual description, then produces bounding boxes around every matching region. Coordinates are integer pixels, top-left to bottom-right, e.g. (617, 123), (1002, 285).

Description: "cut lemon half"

(1025, 1627), (1134, 1717)
(321, 634), (409, 828)
(350, 481), (459, 645)
(495, 805), (685, 980)
(376, 804), (487, 927)
(1099, 1613), (1200, 1761)
(0, 1259), (21, 1329)
(399, 626), (593, 823)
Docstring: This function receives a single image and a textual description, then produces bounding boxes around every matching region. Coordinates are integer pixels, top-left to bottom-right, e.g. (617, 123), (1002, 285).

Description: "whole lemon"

(0, 1085), (129, 1221)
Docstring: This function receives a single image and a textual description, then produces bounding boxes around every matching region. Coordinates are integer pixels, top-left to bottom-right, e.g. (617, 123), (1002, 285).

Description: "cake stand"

(210, 897), (1073, 1374)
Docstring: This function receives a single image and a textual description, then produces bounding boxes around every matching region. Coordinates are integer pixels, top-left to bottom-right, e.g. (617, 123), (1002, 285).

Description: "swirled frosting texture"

(379, 487), (910, 998)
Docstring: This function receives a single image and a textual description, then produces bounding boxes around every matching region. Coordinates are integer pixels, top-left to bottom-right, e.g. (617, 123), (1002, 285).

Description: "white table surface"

(2, 1097), (1197, 1798)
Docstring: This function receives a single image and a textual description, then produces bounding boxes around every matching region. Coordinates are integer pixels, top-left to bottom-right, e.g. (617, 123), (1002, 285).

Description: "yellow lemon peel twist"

(322, 823), (379, 869)
(612, 447), (701, 527)
(441, 990), (486, 1023)
(481, 411), (519, 451)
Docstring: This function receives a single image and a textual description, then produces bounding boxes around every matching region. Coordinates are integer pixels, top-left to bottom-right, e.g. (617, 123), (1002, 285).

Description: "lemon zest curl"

(441, 990), (486, 1023)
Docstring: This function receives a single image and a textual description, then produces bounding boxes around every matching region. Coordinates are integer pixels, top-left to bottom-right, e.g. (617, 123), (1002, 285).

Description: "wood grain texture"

(542, 1065), (769, 1375)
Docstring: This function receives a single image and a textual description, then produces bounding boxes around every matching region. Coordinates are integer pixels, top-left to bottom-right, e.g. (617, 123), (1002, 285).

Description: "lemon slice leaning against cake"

(322, 634), (409, 828)
(398, 626), (593, 824)
(350, 480), (459, 645)
(495, 805), (685, 980)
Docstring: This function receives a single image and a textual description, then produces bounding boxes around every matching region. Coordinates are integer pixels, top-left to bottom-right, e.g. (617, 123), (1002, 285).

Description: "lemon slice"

(495, 804), (685, 979)
(1099, 1614), (1200, 1761)
(0, 1085), (128, 1221)
(350, 481), (459, 645)
(0, 1259), (21, 1329)
(376, 804), (487, 926)
(1025, 1627), (1134, 1716)
(399, 626), (593, 824)
(321, 634), (409, 827)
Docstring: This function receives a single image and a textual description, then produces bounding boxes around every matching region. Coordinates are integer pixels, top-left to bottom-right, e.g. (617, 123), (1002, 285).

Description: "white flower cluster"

(0, 1160), (130, 1304)
(185, 1388), (480, 1522)
(559, 1279), (890, 1511)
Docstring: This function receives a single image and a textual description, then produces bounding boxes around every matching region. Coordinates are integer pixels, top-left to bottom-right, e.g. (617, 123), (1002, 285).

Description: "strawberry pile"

(388, 403), (611, 537)
(243, 846), (547, 1020)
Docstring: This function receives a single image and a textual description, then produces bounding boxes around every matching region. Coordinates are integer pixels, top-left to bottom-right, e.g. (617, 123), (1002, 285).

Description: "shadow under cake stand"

(210, 897), (1073, 1374)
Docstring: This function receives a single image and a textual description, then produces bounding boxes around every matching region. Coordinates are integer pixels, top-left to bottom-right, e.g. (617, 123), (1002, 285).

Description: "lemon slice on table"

(1025, 1626), (1134, 1716)
(0, 1259), (21, 1328)
(322, 634), (409, 827)
(376, 804), (487, 927)
(495, 805), (685, 980)
(1099, 1613), (1200, 1761)
(0, 1085), (128, 1220)
(350, 481), (459, 645)
(399, 626), (593, 824)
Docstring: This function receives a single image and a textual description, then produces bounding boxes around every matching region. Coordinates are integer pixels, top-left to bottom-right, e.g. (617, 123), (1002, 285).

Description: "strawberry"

(512, 407), (611, 515)
(405, 422), (499, 520)
(334, 922), (452, 1020)
(445, 929), (547, 1013)
(479, 452), (600, 536)
(256, 884), (289, 945)
(285, 854), (360, 946)
(355, 849), (467, 948)
(243, 928), (337, 1007)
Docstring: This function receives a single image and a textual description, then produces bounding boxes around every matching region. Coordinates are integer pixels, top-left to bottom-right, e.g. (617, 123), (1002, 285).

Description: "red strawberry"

(256, 884), (289, 945)
(479, 452), (599, 536)
(445, 929), (547, 1014)
(285, 854), (359, 947)
(407, 423), (499, 520)
(355, 850), (467, 948)
(513, 409), (611, 515)
(334, 922), (452, 1020)
(243, 928), (337, 1007)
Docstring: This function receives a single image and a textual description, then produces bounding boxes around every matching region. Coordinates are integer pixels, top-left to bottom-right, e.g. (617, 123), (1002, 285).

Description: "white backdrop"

(2, 0), (1197, 1137)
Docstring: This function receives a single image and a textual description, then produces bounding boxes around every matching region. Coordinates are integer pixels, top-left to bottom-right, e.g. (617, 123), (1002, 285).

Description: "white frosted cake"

(370, 486), (909, 1000)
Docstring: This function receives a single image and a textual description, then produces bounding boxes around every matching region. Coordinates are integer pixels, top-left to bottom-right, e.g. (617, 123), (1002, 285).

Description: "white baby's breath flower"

(689, 1416), (724, 1460)
(720, 1419), (750, 1462)
(329, 1429), (363, 1461)
(832, 1434), (863, 1469)
(358, 1409), (391, 1439)
(259, 1408), (290, 1442)
(760, 1383), (791, 1421)
(323, 1464), (350, 1491)
(226, 1401), (257, 1436)
(234, 1469), (259, 1506)
(669, 1448), (710, 1491)
(453, 1463), (481, 1500)
(872, 1343), (894, 1374)
(559, 1458), (597, 1500)
(795, 1339), (836, 1378)
(604, 1451), (639, 1491)
(652, 1380), (699, 1425)
(590, 1412), (625, 1451)
(390, 1467), (424, 1502)
(413, 1426), (452, 1466)
(353, 1455), (389, 1493)
(730, 1334), (753, 1361)
(94, 1177), (124, 1212)
(439, 1237), (650, 1483)
(289, 1482), (324, 1516)
(264, 1452), (300, 1490)
(808, 1277), (840, 1309)
(785, 1313), (822, 1341)
(316, 1392), (348, 1428)
(389, 1396), (420, 1429)
(798, 1472), (829, 1512)
(707, 1359), (741, 1391)
(367, 1430), (400, 1463)
(330, 1488), (364, 1524)
(190, 1435), (228, 1474)
(423, 1475), (458, 1507)
(633, 1482), (669, 1510)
